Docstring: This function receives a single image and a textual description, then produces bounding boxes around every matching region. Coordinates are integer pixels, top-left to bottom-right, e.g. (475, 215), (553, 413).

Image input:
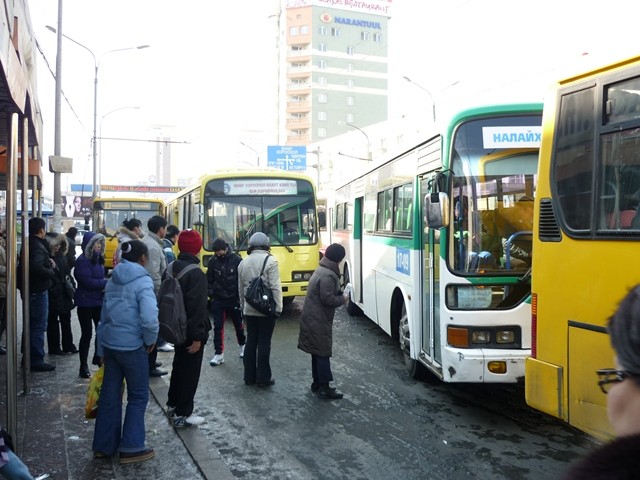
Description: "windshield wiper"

(269, 234), (293, 252)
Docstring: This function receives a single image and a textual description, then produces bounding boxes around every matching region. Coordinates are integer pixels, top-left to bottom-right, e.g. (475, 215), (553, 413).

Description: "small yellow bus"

(92, 197), (164, 272)
(163, 169), (320, 304)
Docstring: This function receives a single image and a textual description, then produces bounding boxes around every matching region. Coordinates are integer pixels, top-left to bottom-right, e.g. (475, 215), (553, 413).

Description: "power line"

(34, 36), (87, 132)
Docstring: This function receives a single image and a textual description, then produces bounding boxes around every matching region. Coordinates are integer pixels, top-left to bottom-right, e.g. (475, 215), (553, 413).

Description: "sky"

(27, 0), (640, 198)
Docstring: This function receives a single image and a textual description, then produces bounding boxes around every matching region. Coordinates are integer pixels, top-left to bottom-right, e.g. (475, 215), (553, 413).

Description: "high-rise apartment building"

(283, 1), (391, 146)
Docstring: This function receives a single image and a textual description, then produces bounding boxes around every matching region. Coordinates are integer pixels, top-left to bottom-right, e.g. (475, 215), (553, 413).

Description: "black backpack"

(244, 255), (277, 316)
(157, 262), (199, 345)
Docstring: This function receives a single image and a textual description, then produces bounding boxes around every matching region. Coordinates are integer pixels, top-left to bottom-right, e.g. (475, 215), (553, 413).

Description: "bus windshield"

(203, 178), (318, 251)
(93, 200), (162, 237)
(450, 115), (540, 275)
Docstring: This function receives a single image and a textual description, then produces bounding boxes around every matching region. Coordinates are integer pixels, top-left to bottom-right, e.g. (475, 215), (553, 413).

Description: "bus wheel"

(343, 267), (362, 316)
(283, 296), (295, 307)
(398, 301), (424, 380)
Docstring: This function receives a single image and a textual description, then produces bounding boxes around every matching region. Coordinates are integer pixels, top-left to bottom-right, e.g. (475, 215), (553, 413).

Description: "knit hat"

(249, 232), (269, 247)
(324, 243), (346, 263)
(178, 229), (202, 255)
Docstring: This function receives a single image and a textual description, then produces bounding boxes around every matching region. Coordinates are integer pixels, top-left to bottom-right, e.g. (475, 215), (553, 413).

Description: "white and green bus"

(332, 103), (542, 382)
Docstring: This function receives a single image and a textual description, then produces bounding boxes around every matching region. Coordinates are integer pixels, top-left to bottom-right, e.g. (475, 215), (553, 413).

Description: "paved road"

(154, 298), (597, 480)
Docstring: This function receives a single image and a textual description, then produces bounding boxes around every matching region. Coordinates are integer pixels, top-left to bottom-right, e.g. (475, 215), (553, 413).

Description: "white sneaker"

(209, 353), (224, 366)
(172, 414), (205, 428)
(157, 343), (175, 352)
(239, 344), (245, 358)
(186, 414), (205, 426)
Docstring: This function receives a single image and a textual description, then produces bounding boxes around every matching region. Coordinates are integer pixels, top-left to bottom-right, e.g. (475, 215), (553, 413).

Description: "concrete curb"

(148, 376), (236, 480)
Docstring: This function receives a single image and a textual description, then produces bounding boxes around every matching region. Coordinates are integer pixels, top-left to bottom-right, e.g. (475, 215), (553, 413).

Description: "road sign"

(267, 145), (306, 171)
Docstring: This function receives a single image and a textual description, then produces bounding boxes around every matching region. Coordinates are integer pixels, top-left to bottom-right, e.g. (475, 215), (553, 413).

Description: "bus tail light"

(531, 293), (537, 358)
(448, 327), (469, 347)
(488, 361), (507, 374)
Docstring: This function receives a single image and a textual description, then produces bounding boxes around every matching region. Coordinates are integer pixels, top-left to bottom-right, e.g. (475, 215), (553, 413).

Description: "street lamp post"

(402, 76), (460, 123)
(46, 26), (148, 199)
(99, 106), (139, 191)
(338, 121), (371, 160)
(239, 141), (260, 166)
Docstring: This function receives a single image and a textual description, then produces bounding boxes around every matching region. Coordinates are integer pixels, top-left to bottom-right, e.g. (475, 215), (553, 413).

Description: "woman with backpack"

(238, 232), (282, 388)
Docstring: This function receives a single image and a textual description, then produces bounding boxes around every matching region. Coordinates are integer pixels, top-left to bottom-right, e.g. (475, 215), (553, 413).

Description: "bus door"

(353, 197), (364, 304)
(420, 176), (439, 363)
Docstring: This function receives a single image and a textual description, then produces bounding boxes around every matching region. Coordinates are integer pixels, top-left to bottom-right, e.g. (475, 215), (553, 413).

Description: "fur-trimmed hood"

(117, 226), (142, 242)
(47, 233), (68, 255)
(81, 232), (106, 259)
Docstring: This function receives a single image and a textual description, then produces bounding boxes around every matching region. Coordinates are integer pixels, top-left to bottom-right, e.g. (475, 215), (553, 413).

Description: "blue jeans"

(28, 292), (48, 366)
(0, 449), (34, 479)
(92, 346), (149, 455)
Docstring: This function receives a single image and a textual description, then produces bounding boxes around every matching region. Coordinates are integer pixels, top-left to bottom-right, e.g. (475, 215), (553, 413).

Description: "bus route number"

(396, 248), (410, 275)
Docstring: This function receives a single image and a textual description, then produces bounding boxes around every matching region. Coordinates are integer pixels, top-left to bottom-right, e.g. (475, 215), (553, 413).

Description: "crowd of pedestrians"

(8, 203), (640, 478)
(12, 213), (355, 474)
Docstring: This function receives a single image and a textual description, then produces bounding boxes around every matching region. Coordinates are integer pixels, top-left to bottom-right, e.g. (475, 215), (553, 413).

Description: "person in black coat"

(298, 243), (348, 399)
(206, 238), (245, 366)
(17, 217), (57, 371)
(65, 226), (78, 270)
(45, 233), (78, 355)
(563, 285), (640, 479)
(166, 230), (211, 428)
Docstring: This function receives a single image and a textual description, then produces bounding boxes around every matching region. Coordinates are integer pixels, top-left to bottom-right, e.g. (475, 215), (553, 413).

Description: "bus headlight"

(292, 271), (314, 282)
(496, 330), (516, 344)
(471, 331), (491, 344)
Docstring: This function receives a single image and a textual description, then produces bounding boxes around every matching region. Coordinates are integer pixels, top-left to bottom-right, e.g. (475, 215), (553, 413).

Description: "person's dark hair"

(609, 285), (640, 380)
(147, 215), (167, 234)
(67, 227), (78, 237)
(122, 218), (142, 231)
(28, 217), (46, 236)
(120, 240), (148, 263)
(211, 238), (228, 252)
(166, 224), (180, 239)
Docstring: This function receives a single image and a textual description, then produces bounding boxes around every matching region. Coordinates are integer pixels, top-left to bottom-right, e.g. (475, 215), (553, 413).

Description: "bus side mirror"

(425, 192), (450, 229)
(192, 204), (204, 226)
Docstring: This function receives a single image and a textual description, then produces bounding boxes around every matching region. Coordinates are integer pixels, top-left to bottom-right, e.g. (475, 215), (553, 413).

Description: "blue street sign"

(267, 145), (307, 171)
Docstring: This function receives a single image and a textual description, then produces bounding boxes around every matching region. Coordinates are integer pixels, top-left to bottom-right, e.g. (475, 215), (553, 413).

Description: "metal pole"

(5, 113), (18, 439)
(52, 0), (63, 233)
(92, 65), (98, 198)
(20, 116), (30, 399)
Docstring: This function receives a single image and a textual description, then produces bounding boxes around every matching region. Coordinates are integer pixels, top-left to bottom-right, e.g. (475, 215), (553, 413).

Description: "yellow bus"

(163, 169), (320, 305)
(92, 197), (164, 272)
(525, 55), (640, 440)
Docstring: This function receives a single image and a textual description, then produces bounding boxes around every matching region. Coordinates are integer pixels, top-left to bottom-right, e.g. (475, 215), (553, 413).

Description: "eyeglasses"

(596, 368), (639, 394)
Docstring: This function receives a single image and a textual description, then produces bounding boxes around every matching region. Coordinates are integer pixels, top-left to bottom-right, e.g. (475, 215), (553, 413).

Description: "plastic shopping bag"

(85, 365), (104, 419)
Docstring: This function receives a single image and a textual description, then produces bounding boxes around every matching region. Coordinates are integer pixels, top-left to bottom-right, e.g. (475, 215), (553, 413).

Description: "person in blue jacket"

(73, 232), (108, 378)
(92, 240), (158, 465)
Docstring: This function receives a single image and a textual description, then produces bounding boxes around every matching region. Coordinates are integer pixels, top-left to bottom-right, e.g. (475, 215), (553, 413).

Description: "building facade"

(284, 0), (391, 146)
